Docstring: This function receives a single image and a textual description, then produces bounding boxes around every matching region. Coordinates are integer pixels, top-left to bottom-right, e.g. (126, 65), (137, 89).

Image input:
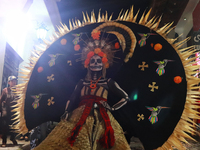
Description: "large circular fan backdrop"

(12, 7), (200, 150)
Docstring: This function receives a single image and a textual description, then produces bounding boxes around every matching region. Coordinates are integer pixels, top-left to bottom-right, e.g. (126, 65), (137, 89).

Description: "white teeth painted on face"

(89, 55), (103, 71)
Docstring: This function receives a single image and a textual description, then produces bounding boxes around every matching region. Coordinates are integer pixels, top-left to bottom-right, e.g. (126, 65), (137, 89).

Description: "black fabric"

(24, 21), (186, 150)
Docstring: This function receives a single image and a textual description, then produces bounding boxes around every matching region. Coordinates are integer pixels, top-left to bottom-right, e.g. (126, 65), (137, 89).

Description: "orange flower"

(102, 57), (108, 63)
(94, 48), (101, 54)
(87, 51), (94, 59)
(154, 43), (162, 51)
(74, 44), (80, 51)
(98, 52), (105, 57)
(174, 76), (182, 84)
(84, 58), (90, 67)
(91, 30), (101, 40)
(115, 42), (120, 49)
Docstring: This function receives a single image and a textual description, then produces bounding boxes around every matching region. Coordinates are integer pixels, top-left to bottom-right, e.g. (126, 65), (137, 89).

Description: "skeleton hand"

(60, 111), (69, 121)
(100, 101), (114, 111)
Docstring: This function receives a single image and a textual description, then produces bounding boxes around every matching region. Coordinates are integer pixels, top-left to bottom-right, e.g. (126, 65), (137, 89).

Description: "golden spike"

(168, 33), (183, 44)
(123, 9), (129, 21)
(109, 13), (113, 21)
(55, 31), (60, 38)
(157, 22), (174, 34)
(120, 10), (125, 20)
(151, 15), (162, 30)
(56, 25), (65, 35)
(165, 26), (175, 35)
(101, 13), (105, 21)
(42, 39), (51, 46)
(69, 20), (73, 30)
(161, 22), (174, 34)
(18, 71), (30, 75)
(143, 8), (152, 24)
(91, 10), (96, 23)
(174, 37), (190, 48)
(179, 45), (195, 52)
(138, 9), (146, 25)
(75, 19), (78, 27)
(82, 12), (87, 23)
(86, 12), (91, 22)
(63, 23), (69, 32)
(127, 5), (134, 21)
(77, 19), (82, 27)
(72, 19), (76, 28)
(145, 15), (156, 27)
(98, 9), (101, 22)
(132, 9), (140, 22)
(105, 11), (108, 21)
(19, 68), (30, 73)
(117, 9), (123, 20)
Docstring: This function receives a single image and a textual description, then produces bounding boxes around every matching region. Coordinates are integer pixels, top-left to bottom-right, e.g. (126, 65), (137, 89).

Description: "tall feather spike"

(132, 9), (140, 22)
(69, 20), (73, 30)
(127, 5), (134, 21)
(123, 9), (129, 20)
(143, 8), (152, 24)
(139, 9), (146, 25)
(109, 13), (113, 21)
(117, 9), (123, 20)
(98, 9), (101, 22)
(105, 11), (108, 21)
(82, 12), (87, 23)
(86, 12), (91, 22)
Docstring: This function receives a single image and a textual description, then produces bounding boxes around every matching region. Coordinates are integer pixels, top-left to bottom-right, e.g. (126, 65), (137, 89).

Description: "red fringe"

(99, 126), (115, 149)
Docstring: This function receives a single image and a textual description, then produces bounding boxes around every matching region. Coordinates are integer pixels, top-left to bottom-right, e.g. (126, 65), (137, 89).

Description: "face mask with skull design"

(89, 55), (103, 71)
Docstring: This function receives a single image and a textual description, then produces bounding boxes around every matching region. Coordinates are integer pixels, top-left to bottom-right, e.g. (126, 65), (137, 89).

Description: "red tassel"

(99, 126), (115, 149)
(67, 125), (82, 146)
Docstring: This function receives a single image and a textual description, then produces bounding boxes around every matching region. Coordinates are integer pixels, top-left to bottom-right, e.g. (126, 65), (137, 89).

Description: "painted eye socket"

(97, 59), (101, 63)
(90, 59), (95, 63)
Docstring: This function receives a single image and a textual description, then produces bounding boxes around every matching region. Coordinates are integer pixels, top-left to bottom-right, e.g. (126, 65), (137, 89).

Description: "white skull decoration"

(89, 55), (103, 71)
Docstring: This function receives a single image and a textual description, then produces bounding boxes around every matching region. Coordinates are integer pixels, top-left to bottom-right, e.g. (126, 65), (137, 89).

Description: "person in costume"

(34, 31), (131, 150)
(12, 7), (200, 150)
(0, 76), (18, 147)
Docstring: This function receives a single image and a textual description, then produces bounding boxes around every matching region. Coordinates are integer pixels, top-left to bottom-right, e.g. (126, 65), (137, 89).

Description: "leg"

(2, 134), (7, 146)
(1, 118), (8, 146)
(10, 132), (18, 145)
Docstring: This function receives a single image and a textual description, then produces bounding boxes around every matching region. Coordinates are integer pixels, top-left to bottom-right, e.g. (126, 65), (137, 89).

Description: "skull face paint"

(89, 55), (103, 71)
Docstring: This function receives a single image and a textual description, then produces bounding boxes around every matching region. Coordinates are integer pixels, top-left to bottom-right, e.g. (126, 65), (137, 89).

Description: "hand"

(61, 111), (69, 121)
(100, 101), (114, 111)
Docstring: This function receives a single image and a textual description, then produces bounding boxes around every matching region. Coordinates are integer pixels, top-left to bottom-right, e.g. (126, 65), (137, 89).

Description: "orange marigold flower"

(91, 30), (101, 40)
(94, 48), (101, 54)
(102, 57), (108, 63)
(74, 44), (80, 51)
(115, 42), (120, 49)
(87, 51), (94, 59)
(98, 52), (105, 57)
(84, 58), (90, 66)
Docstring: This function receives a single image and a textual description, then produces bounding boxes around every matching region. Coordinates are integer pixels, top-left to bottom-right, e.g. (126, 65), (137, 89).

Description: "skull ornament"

(89, 55), (103, 71)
